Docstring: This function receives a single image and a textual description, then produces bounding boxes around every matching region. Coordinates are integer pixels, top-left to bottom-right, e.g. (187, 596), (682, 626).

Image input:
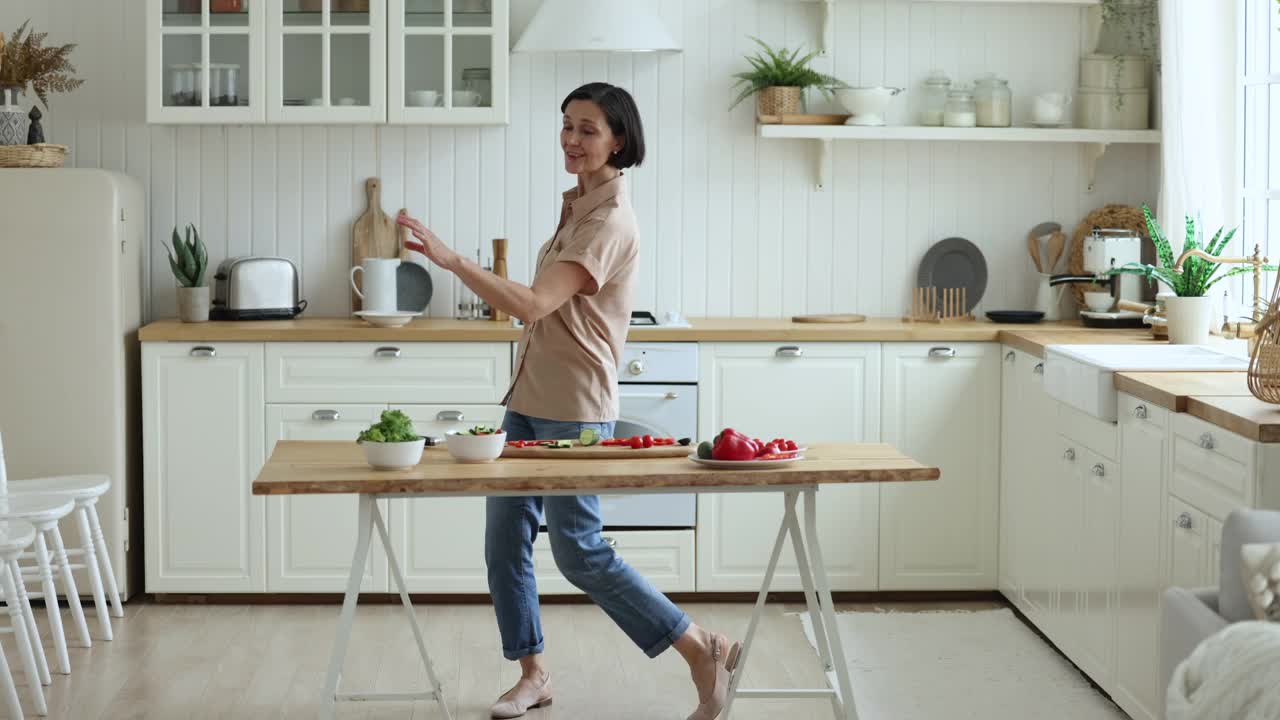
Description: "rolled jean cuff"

(504, 639), (546, 661)
(643, 613), (692, 659)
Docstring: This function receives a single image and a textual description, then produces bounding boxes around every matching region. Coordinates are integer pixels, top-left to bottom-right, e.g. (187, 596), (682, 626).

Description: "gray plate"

(397, 262), (433, 313)
(917, 237), (988, 312)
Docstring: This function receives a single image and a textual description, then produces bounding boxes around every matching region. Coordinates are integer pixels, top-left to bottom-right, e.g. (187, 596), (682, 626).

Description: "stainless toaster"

(210, 256), (307, 321)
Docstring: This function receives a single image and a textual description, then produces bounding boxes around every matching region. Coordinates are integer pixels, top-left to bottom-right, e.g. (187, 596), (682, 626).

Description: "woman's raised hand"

(397, 211), (461, 272)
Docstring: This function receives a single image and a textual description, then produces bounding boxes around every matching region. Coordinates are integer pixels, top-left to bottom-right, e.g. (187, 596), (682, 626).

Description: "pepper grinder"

(491, 238), (509, 322)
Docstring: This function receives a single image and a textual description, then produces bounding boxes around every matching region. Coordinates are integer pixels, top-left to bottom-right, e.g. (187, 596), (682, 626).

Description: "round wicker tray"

(0, 143), (68, 169)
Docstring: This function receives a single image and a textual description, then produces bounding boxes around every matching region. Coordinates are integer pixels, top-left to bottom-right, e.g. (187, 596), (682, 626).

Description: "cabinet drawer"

(1171, 414), (1255, 518)
(265, 342), (510, 404)
(533, 530), (695, 594)
(1057, 402), (1118, 460)
(1119, 392), (1169, 429)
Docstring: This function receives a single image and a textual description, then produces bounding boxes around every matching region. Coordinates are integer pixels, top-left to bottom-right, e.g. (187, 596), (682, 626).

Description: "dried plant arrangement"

(0, 20), (85, 109)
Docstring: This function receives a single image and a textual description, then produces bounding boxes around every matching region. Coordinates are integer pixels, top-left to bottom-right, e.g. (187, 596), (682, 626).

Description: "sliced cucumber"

(550, 439), (574, 449)
(579, 427), (601, 447)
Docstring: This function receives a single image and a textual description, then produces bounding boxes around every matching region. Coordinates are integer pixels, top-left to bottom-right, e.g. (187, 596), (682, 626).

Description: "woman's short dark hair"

(561, 82), (645, 169)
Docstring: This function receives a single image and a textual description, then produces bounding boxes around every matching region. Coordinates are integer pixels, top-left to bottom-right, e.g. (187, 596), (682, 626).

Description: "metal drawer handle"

(1005, 351), (1015, 362)
(1176, 512), (1193, 530)
(436, 411), (464, 423)
(929, 347), (957, 359)
(1199, 433), (1216, 450)
(603, 536), (618, 549)
(1092, 463), (1106, 477)
(189, 346), (216, 358)
(1134, 405), (1148, 420)
(312, 409), (341, 422)
(776, 346), (804, 358)
(622, 392), (680, 400)
(1033, 363), (1045, 375)
(374, 346), (402, 358)
(1064, 448), (1075, 461)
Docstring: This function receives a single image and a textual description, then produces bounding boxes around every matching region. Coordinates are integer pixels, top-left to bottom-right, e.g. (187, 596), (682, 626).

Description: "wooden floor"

(20, 598), (1006, 720)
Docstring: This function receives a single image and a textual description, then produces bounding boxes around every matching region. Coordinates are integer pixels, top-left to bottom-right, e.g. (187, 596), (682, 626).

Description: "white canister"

(1164, 296), (1214, 345)
(1079, 54), (1149, 91)
(350, 257), (400, 313)
(1076, 88), (1149, 130)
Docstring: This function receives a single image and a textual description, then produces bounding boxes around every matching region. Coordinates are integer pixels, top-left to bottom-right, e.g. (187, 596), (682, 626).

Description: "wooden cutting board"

(791, 314), (867, 324)
(351, 177), (399, 311)
(758, 113), (850, 125)
(501, 443), (692, 460)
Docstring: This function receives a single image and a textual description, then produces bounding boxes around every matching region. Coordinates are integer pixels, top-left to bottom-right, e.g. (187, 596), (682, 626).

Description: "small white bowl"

(445, 430), (506, 463)
(359, 437), (426, 470)
(1083, 291), (1115, 313)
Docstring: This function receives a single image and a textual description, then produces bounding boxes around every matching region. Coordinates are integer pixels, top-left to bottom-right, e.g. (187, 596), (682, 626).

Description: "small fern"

(729, 37), (846, 111)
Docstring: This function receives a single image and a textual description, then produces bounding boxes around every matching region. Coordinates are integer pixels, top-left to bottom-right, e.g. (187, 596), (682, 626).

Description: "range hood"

(513, 0), (681, 53)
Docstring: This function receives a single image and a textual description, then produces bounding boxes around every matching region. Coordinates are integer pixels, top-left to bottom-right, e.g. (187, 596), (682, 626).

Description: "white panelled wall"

(1, 0), (1158, 322)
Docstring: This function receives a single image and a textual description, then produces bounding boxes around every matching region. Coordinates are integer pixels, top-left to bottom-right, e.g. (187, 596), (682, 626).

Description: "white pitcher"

(350, 257), (399, 313)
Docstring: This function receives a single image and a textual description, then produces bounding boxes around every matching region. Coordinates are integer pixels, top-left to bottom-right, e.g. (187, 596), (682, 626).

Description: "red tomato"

(785, 440), (798, 451)
(642, 435), (654, 448)
(630, 436), (644, 449)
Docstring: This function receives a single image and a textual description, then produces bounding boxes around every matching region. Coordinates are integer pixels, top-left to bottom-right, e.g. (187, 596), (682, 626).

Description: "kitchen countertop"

(1114, 371), (1280, 442)
(138, 316), (1155, 349)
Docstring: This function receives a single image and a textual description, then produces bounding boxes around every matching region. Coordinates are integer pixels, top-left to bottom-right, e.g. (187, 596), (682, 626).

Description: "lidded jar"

(943, 87), (976, 128)
(974, 73), (1012, 127)
(919, 70), (951, 127)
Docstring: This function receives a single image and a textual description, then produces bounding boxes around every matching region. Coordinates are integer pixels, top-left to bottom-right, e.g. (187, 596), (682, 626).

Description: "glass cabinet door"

(148, 0), (266, 123)
(267, 0), (387, 123)
(388, 0), (508, 124)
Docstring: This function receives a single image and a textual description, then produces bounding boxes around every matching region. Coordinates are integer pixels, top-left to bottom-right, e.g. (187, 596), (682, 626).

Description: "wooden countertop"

(251, 441), (939, 496)
(1184, 396), (1280, 443)
(1113, 372), (1280, 442)
(138, 316), (1151, 349)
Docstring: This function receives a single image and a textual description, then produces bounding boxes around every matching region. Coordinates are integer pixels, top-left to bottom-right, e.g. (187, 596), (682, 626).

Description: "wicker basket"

(757, 86), (802, 117)
(0, 144), (68, 169)
(1249, 275), (1280, 403)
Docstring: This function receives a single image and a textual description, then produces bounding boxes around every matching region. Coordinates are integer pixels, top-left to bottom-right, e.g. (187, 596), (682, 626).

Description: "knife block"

(491, 238), (509, 322)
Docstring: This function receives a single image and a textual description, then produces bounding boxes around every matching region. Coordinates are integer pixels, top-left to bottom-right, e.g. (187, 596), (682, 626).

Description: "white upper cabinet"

(388, 0), (510, 125)
(266, 0), (388, 124)
(148, 0), (268, 124)
(147, 0), (507, 124)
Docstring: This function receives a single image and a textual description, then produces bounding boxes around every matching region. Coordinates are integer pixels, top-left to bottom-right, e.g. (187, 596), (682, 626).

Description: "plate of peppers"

(689, 428), (805, 468)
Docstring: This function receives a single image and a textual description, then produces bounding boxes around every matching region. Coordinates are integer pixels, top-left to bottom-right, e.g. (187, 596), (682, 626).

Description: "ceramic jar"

(0, 87), (29, 146)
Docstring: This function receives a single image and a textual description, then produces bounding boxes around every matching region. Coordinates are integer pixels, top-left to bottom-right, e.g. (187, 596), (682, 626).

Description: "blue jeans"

(485, 410), (691, 660)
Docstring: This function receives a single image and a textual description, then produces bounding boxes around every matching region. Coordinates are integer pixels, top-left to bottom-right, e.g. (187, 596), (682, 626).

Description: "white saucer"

(687, 452), (806, 469)
(355, 311), (422, 328)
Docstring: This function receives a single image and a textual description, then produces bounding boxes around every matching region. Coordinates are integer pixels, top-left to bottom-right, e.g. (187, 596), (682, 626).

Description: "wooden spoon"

(1045, 231), (1066, 273)
(1027, 233), (1043, 273)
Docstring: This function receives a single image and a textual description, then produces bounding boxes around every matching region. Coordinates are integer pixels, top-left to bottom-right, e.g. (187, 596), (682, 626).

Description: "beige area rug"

(796, 608), (1128, 720)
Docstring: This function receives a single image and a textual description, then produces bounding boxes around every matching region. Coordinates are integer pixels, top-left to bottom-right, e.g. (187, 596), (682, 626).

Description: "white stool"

(8, 475), (121, 638)
(0, 494), (89, 676)
(0, 519), (48, 717)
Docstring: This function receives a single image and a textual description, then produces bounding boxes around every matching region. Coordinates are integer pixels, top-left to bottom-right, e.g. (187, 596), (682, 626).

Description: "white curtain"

(1157, 0), (1238, 247)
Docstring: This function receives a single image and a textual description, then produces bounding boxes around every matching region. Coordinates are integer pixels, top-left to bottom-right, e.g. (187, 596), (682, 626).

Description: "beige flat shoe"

(686, 633), (742, 720)
(489, 671), (553, 719)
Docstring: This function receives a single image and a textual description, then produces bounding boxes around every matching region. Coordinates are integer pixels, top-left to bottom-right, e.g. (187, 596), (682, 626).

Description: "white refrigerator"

(0, 169), (144, 599)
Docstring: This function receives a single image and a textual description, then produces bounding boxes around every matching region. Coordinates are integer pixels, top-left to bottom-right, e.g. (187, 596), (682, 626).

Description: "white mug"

(452, 90), (481, 107)
(350, 257), (399, 313)
(1033, 93), (1071, 124)
(408, 90), (439, 107)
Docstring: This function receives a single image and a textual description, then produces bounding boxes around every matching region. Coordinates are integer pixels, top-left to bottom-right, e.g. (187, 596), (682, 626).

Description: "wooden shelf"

(758, 123), (1160, 192)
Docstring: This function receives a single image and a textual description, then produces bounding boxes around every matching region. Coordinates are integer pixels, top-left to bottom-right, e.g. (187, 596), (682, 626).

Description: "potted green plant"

(357, 410), (426, 470)
(1107, 205), (1279, 344)
(0, 21), (84, 146)
(163, 224), (210, 323)
(729, 37), (844, 118)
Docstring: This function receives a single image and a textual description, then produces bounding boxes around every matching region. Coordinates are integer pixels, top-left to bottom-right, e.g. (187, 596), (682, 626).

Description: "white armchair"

(1161, 509), (1280, 716)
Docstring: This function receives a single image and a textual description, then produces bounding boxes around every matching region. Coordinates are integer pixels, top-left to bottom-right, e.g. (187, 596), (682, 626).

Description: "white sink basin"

(1043, 344), (1250, 422)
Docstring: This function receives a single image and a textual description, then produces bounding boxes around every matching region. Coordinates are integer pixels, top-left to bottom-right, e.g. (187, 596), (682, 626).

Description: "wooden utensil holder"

(906, 287), (974, 323)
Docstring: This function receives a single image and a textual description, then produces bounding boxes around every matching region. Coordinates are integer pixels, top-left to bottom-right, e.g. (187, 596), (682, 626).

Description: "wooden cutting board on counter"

(351, 177), (399, 311)
(501, 444), (692, 460)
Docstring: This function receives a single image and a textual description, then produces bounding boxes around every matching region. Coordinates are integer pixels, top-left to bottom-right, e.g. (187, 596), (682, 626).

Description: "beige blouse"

(502, 174), (638, 423)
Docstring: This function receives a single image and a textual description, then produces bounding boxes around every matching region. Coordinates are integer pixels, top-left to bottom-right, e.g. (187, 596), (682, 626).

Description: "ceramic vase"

(177, 286), (210, 323)
(0, 87), (29, 146)
(1164, 295), (1213, 345)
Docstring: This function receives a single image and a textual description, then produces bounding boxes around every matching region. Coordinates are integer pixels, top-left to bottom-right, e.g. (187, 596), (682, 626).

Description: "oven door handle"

(620, 391), (680, 400)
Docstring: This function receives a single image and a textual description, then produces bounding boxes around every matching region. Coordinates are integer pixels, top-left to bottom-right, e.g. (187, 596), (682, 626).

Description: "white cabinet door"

(880, 343), (1000, 590)
(388, 404), (506, 592)
(1072, 447), (1119, 687)
(265, 404), (389, 592)
(696, 343), (881, 592)
(998, 347), (1032, 607)
(1114, 394), (1168, 720)
(1014, 355), (1058, 626)
(266, 0), (388, 123)
(143, 343), (265, 592)
(147, 0), (268, 124)
(1167, 496), (1209, 590)
(532, 530), (695, 595)
(387, 0), (509, 124)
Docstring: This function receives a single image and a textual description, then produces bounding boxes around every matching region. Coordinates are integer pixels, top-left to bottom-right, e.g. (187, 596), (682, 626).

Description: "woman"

(397, 82), (739, 720)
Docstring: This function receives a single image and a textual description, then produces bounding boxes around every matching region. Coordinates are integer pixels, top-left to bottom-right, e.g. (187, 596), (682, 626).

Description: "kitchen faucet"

(1172, 244), (1271, 352)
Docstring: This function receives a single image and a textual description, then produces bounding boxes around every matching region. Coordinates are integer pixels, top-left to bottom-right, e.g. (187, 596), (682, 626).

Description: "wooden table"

(252, 442), (939, 720)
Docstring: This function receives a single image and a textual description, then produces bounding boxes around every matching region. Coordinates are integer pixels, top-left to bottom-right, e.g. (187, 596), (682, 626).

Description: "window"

(1239, 0), (1280, 315)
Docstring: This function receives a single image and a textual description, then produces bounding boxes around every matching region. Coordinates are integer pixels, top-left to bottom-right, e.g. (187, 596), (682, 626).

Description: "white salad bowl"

(446, 430), (506, 463)
(359, 437), (426, 470)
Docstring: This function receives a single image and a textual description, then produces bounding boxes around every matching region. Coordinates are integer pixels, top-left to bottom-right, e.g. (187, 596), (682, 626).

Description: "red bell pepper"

(713, 429), (757, 461)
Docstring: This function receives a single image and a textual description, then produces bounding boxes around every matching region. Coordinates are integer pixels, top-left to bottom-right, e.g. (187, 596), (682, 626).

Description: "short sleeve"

(555, 215), (632, 295)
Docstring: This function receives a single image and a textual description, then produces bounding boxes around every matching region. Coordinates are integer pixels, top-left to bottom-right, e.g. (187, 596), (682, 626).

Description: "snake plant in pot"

(164, 223), (209, 323)
(1106, 205), (1279, 344)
